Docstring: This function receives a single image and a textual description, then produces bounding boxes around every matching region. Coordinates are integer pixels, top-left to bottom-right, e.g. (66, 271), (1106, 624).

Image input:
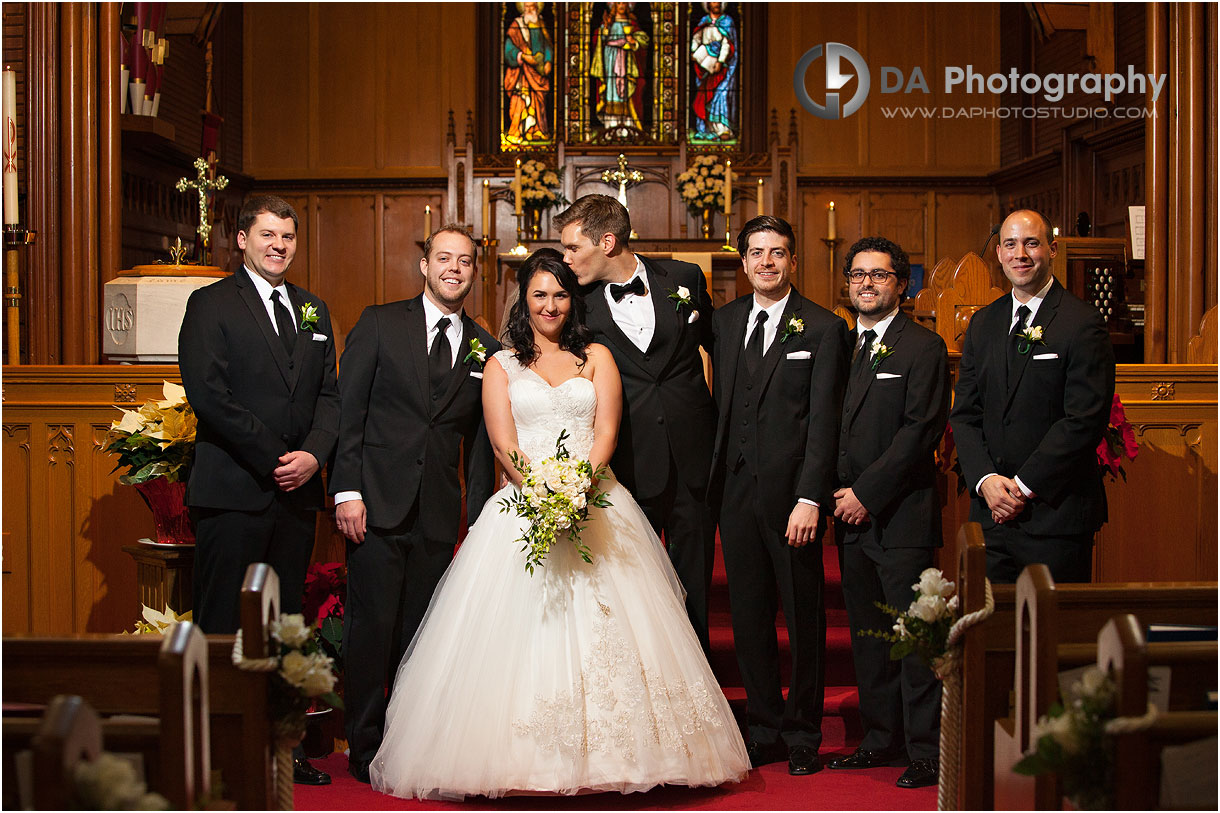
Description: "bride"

(370, 248), (748, 800)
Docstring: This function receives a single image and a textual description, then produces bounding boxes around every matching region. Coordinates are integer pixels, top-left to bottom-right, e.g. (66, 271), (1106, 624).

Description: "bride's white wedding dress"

(370, 350), (748, 800)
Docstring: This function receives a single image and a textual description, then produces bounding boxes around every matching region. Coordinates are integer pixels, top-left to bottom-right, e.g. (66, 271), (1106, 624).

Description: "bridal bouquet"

(499, 430), (612, 575)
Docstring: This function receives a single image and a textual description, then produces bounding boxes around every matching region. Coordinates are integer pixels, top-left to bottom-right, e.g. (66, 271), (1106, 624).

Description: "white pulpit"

(103, 265), (226, 362)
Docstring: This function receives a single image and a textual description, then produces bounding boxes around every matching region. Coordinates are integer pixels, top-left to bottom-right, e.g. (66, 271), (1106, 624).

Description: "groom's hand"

(785, 502), (820, 548)
(336, 499), (367, 543)
(273, 450), (319, 492)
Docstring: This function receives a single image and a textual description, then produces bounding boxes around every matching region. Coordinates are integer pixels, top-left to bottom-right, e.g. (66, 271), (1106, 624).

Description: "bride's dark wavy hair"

(505, 248), (594, 368)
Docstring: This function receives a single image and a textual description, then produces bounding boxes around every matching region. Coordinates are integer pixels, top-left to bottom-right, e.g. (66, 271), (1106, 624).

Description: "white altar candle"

(723, 159), (732, 217)
(757, 178), (765, 218)
(424, 204), (432, 240)
(827, 201), (837, 240)
(3, 68), (17, 225)
(514, 159), (522, 216)
(482, 180), (490, 234)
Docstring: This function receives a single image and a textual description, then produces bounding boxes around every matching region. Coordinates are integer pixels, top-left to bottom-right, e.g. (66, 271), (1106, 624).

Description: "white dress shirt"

(604, 256), (655, 352)
(743, 290), (791, 354)
(853, 306), (900, 360)
(244, 266), (297, 340)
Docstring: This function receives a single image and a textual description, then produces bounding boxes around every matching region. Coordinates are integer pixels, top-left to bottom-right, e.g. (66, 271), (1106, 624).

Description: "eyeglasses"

(845, 270), (898, 284)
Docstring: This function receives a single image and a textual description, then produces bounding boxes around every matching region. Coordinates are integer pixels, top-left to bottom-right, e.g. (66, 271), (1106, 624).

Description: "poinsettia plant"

(1096, 394), (1138, 481)
(104, 381), (196, 484)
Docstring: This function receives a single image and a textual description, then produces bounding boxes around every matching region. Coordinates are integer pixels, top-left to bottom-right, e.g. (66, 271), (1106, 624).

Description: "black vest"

(725, 344), (760, 474)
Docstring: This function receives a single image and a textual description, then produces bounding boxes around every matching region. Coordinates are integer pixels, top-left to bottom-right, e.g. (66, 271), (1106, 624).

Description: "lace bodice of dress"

(496, 350), (597, 463)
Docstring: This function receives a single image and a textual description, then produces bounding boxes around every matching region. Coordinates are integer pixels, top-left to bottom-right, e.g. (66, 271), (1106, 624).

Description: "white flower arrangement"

(860, 567), (959, 674)
(676, 154), (736, 213)
(73, 751), (170, 810)
(265, 612), (343, 740)
(519, 159), (569, 210)
(499, 430), (612, 575)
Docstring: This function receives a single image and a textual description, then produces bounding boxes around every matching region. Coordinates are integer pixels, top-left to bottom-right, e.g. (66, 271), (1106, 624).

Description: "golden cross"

(601, 153), (643, 209)
(175, 156), (229, 254)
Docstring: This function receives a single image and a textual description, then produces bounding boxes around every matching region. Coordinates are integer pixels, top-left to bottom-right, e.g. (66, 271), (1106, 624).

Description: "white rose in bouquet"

(916, 567), (955, 599)
(271, 613), (312, 648)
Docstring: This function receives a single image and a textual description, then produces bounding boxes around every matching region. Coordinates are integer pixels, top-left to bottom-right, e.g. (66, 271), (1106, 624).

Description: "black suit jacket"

(178, 267), (340, 512)
(328, 296), (500, 540)
(709, 289), (850, 530)
(583, 256), (716, 499)
(837, 311), (949, 549)
(949, 280), (1115, 535)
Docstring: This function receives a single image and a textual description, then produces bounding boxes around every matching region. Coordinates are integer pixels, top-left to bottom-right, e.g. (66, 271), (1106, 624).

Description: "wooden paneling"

(242, 3), (311, 175)
(382, 193), (435, 303)
(313, 193), (378, 338)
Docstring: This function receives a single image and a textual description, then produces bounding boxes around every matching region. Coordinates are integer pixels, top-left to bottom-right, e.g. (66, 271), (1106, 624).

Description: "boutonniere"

(299, 303), (319, 332)
(1016, 325), (1045, 355)
(463, 337), (488, 367)
(779, 316), (804, 343)
(870, 338), (895, 370)
(667, 286), (692, 311)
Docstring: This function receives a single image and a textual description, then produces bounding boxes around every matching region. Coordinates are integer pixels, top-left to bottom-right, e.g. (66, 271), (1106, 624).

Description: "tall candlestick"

(3, 68), (17, 225)
(424, 204), (432, 240)
(827, 201), (837, 240)
(757, 178), (765, 218)
(514, 158), (522, 215)
(723, 159), (732, 217)
(482, 180), (490, 234)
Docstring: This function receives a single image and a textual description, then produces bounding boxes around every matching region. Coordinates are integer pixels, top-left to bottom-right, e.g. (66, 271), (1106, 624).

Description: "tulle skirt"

(370, 478), (749, 800)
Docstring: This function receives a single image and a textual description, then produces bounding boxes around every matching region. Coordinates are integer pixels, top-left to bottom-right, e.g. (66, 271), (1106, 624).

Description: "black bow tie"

(609, 277), (646, 302)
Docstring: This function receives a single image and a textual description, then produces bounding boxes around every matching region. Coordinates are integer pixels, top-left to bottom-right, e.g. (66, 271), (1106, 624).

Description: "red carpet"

(296, 541), (936, 811)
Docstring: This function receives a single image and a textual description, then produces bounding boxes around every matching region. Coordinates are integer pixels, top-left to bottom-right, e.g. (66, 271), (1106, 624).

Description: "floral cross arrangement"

(1013, 666), (1118, 810)
(870, 338), (895, 371)
(1016, 324), (1045, 354)
(1096, 394), (1138, 481)
(779, 316), (805, 344)
(266, 613), (344, 741)
(499, 430), (613, 575)
(861, 567), (959, 677)
(299, 302), (320, 332)
(519, 159), (569, 211)
(104, 381), (197, 485)
(676, 154), (736, 215)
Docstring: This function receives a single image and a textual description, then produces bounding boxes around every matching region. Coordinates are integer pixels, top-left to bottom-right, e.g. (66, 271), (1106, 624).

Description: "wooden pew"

(3, 564), (281, 810)
(933, 252), (1005, 352)
(951, 525), (1218, 809)
(911, 255), (955, 330)
(1100, 615), (1217, 810)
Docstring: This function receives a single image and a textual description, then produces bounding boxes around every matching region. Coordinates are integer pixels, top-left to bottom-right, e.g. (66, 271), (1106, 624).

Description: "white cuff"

(334, 491), (363, 505)
(797, 498), (820, 508)
(1013, 475), (1035, 499)
(975, 473), (998, 495)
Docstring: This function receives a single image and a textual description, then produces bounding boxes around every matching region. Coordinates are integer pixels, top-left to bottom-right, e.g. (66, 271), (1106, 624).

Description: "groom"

(554, 195), (718, 652)
(331, 225), (500, 783)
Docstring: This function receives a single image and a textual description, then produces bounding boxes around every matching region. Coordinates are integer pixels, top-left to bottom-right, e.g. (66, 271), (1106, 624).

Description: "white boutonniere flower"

(779, 316), (805, 343)
(667, 286), (692, 312)
(870, 338), (895, 371)
(299, 303), (319, 332)
(1016, 325), (1045, 355)
(464, 337), (488, 367)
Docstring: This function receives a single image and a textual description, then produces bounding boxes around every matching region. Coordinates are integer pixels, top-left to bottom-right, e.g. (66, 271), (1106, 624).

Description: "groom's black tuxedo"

(178, 267), (341, 632)
(835, 310), (948, 762)
(709, 288), (849, 752)
(950, 279), (1114, 582)
(331, 295), (499, 763)
(582, 255), (718, 649)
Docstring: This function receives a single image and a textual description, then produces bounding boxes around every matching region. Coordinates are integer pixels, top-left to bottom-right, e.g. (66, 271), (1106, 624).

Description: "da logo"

(793, 43), (870, 120)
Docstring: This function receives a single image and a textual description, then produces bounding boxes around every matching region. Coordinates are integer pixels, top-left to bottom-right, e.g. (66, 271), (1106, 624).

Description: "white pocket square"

(310, 332), (328, 342)
(687, 311), (700, 324)
(469, 371), (484, 379)
(875, 372), (902, 379)
(785, 351), (811, 360)
(1032, 353), (1059, 360)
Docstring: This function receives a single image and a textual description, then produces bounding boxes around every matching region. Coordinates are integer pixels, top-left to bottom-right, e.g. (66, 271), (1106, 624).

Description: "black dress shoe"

(896, 758), (938, 788)
(787, 745), (822, 776)
(348, 758), (372, 784)
(827, 747), (905, 770)
(293, 758), (331, 785)
(746, 740), (788, 769)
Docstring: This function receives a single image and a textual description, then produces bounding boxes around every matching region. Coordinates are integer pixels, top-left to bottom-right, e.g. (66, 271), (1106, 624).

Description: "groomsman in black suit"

(709, 215), (850, 776)
(330, 226), (500, 783)
(178, 194), (340, 785)
(554, 195), (718, 652)
(828, 237), (949, 790)
(950, 209), (1115, 583)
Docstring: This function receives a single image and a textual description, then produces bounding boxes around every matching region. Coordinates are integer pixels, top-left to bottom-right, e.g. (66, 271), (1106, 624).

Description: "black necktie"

(1007, 304), (1031, 377)
(271, 291), (296, 355)
(745, 310), (768, 375)
(609, 276), (646, 302)
(429, 316), (453, 394)
(851, 328), (876, 385)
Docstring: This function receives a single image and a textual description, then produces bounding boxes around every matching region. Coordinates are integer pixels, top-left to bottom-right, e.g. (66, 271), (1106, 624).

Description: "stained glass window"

(686, 2), (740, 145)
(501, 2), (559, 151)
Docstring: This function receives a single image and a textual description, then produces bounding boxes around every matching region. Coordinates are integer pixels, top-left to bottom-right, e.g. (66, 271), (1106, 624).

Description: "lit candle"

(514, 158), (522, 215)
(482, 180), (490, 234)
(827, 201), (837, 240)
(723, 159), (732, 218)
(424, 204), (432, 240)
(757, 178), (765, 218)
(1052, 226), (1060, 238)
(2, 68), (17, 225)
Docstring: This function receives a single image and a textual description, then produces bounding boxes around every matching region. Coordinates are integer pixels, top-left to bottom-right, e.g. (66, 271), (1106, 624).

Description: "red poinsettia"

(303, 562), (345, 669)
(1096, 395), (1138, 481)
